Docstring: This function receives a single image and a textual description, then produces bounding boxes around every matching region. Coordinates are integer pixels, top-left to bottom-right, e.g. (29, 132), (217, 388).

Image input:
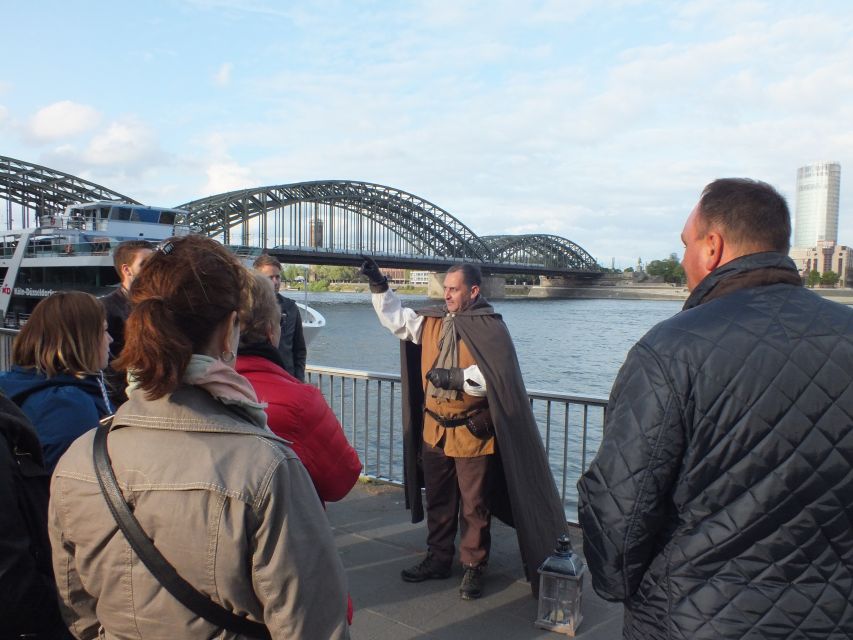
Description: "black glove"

(359, 255), (389, 293)
(426, 367), (465, 390)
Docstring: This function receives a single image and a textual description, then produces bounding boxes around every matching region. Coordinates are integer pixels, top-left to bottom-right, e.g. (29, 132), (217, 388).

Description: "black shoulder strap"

(92, 418), (271, 639)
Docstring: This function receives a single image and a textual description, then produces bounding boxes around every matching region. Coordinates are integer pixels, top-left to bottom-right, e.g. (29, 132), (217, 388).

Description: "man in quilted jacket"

(578, 178), (853, 640)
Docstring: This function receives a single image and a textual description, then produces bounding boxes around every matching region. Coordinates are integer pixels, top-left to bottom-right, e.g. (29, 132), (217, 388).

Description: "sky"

(1, 0), (851, 268)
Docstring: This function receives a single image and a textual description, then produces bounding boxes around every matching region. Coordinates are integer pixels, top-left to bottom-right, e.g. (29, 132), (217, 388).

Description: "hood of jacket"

(0, 367), (110, 412)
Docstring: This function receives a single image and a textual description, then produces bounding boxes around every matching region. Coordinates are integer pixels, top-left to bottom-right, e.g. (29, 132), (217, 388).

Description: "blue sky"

(1, 0), (851, 268)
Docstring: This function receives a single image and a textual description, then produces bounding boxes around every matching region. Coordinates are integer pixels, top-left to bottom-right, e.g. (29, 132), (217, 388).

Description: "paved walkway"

(328, 479), (623, 639)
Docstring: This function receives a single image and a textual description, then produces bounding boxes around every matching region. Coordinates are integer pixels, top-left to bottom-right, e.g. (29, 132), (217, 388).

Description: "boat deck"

(329, 480), (623, 639)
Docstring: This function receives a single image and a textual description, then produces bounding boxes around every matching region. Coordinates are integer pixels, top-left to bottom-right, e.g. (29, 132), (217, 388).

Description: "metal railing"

(306, 365), (606, 523)
(0, 328), (607, 523)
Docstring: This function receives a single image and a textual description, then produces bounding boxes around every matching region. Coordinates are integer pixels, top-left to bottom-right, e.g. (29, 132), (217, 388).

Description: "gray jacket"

(49, 384), (349, 639)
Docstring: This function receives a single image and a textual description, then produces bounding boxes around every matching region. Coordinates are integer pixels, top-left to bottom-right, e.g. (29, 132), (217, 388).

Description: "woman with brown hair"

(0, 291), (113, 472)
(48, 235), (350, 639)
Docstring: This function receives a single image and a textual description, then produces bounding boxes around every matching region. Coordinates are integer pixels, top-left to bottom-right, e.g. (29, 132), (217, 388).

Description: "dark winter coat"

(401, 296), (568, 595)
(101, 286), (131, 406)
(276, 293), (307, 381)
(0, 367), (113, 472)
(578, 252), (853, 639)
(0, 392), (69, 638)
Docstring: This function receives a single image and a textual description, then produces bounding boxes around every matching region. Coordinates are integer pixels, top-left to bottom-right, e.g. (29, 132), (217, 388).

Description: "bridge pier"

(427, 272), (505, 300)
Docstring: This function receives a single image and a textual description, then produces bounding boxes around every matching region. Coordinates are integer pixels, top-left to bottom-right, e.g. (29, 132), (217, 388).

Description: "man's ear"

(120, 263), (132, 280)
(470, 284), (480, 299)
(704, 231), (724, 272)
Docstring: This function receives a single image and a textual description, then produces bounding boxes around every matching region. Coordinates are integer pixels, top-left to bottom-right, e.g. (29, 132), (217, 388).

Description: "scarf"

(427, 313), (461, 402)
(127, 355), (269, 430)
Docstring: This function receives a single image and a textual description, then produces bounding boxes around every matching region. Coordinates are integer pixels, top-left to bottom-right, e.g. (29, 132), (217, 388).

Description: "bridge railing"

(0, 329), (606, 523)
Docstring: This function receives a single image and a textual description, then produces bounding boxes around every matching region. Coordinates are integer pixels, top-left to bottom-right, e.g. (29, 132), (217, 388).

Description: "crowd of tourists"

(2, 177), (852, 640)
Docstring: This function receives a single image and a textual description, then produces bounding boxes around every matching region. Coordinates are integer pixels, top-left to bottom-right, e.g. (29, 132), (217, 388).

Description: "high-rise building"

(793, 162), (841, 248)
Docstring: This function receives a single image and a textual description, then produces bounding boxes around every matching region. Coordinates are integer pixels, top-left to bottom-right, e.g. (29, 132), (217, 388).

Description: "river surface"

(301, 292), (684, 398)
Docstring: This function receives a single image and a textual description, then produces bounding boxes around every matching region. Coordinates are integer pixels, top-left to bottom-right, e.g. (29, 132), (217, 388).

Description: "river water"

(301, 292), (683, 519)
(302, 292), (684, 397)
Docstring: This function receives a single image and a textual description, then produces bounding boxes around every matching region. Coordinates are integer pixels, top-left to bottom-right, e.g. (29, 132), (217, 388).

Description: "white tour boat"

(0, 201), (325, 343)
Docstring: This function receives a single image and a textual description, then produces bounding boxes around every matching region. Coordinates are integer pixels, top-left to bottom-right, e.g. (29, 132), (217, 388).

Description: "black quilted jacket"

(578, 252), (853, 640)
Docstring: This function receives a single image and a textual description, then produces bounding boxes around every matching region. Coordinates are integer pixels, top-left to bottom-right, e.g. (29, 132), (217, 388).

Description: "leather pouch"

(466, 408), (495, 439)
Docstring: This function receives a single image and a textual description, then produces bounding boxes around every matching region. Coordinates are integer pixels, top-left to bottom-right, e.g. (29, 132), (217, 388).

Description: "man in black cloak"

(361, 258), (567, 600)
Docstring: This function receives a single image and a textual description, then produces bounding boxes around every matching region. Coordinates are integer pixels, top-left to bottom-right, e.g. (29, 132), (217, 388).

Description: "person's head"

(115, 235), (252, 399)
(681, 178), (791, 290)
(240, 272), (282, 349)
(12, 291), (111, 377)
(444, 264), (482, 312)
(253, 254), (283, 292)
(113, 240), (154, 290)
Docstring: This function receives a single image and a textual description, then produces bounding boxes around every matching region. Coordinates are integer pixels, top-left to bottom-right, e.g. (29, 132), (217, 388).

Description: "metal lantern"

(535, 534), (585, 636)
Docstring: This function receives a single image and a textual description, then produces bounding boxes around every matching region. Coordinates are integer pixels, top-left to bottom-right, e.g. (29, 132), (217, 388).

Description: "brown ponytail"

(114, 235), (251, 399)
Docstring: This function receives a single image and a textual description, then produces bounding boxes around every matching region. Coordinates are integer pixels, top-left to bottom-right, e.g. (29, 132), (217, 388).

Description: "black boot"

(401, 554), (452, 582)
(459, 565), (485, 600)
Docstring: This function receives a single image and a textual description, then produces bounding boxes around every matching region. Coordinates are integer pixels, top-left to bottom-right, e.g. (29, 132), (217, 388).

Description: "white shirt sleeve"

(462, 365), (487, 397)
(371, 289), (425, 344)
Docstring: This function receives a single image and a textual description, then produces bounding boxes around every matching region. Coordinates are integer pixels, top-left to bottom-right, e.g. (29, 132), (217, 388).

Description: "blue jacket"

(0, 367), (113, 472)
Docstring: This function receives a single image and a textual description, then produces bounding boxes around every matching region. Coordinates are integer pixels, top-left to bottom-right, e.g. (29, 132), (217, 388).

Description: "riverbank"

(289, 283), (853, 303)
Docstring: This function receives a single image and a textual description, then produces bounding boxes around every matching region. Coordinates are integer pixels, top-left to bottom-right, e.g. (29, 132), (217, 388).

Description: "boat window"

(159, 211), (176, 225)
(135, 208), (160, 224)
(111, 206), (133, 221)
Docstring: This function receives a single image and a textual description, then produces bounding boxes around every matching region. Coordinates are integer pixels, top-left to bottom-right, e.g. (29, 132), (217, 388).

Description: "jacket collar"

(684, 251), (802, 310)
(237, 341), (288, 371)
(116, 384), (278, 440)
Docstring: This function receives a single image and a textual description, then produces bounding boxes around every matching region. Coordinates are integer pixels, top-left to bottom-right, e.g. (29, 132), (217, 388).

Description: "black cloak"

(400, 295), (568, 595)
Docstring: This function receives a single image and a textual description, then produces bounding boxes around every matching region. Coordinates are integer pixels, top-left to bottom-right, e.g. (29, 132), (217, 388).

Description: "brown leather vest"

(421, 315), (494, 457)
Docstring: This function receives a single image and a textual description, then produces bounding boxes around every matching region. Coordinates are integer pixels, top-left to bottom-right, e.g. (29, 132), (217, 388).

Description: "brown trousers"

(422, 440), (493, 568)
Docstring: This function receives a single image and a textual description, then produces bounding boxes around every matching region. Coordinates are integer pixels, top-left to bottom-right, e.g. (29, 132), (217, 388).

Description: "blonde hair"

(12, 291), (106, 377)
(240, 272), (280, 346)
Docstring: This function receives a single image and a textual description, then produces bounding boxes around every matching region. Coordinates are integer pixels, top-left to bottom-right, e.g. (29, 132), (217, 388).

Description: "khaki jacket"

(49, 384), (349, 640)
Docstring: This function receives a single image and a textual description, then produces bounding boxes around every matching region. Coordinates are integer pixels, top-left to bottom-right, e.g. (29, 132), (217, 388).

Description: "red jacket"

(236, 355), (361, 503)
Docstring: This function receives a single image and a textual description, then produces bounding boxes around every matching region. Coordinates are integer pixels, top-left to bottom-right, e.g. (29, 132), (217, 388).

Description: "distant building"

(385, 268), (407, 285)
(790, 243), (853, 287)
(793, 162), (841, 248)
(409, 270), (430, 286)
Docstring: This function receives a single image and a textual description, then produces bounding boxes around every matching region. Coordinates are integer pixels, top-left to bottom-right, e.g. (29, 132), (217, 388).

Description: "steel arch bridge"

(482, 234), (599, 271)
(0, 155), (602, 275)
(178, 180), (495, 263)
(0, 155), (139, 224)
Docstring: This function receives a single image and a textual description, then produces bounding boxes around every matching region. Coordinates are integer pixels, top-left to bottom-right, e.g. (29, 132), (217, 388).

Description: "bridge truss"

(482, 234), (599, 271)
(0, 155), (601, 275)
(0, 155), (138, 227)
(178, 181), (495, 262)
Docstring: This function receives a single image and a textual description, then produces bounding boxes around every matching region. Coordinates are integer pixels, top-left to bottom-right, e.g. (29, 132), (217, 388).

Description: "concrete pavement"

(328, 479), (623, 639)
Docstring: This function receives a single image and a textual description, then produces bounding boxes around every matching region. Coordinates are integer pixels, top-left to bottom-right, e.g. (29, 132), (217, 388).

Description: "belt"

(424, 407), (479, 428)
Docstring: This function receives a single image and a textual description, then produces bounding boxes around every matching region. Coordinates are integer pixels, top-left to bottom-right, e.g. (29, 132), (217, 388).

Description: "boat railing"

(0, 328), (606, 523)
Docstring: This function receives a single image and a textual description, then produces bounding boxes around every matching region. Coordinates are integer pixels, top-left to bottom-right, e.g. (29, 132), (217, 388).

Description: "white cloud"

(28, 101), (101, 141)
(214, 62), (233, 87)
(82, 119), (162, 167)
(203, 161), (254, 194)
